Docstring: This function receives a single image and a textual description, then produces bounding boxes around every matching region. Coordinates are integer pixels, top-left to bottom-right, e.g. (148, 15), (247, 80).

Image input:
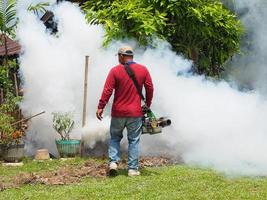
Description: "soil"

(0, 156), (171, 191)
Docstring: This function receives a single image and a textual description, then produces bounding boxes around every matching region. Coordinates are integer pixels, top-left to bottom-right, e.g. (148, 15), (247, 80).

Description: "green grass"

(0, 157), (88, 177)
(1, 158), (267, 200)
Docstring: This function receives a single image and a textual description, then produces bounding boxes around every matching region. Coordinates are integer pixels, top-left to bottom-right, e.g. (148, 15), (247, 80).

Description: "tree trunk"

(190, 48), (198, 64)
(190, 48), (199, 73)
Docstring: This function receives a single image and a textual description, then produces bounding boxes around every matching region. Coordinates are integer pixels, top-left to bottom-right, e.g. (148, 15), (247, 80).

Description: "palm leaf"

(0, 0), (17, 34)
(27, 2), (49, 17)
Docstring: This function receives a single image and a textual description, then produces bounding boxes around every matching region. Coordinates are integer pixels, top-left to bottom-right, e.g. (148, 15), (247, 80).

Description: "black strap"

(124, 63), (146, 102)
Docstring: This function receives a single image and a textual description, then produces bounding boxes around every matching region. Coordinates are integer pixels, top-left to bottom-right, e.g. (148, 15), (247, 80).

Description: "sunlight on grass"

(1, 159), (267, 200)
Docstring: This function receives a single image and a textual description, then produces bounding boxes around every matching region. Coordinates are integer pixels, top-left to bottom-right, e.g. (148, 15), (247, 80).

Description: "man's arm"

(96, 69), (116, 120)
(144, 69), (154, 107)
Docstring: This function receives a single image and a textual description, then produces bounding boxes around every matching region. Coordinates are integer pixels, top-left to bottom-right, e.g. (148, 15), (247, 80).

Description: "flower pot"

(55, 139), (81, 158)
(2, 143), (25, 162)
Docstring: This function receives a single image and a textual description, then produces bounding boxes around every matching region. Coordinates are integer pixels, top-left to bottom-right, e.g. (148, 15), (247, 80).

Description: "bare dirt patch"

(0, 156), (171, 191)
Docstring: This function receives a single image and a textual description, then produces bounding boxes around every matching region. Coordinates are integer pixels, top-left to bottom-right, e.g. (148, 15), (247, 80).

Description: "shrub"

(52, 112), (74, 140)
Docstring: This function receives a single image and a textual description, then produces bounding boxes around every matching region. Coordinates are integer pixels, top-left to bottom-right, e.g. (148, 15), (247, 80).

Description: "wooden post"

(81, 56), (89, 157)
(13, 73), (19, 97)
(82, 56), (89, 127)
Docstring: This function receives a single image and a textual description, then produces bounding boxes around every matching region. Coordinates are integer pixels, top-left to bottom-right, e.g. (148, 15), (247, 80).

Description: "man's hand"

(141, 104), (150, 114)
(96, 108), (104, 120)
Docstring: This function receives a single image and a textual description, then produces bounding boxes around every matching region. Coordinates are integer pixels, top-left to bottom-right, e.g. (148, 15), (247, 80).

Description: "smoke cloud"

(227, 0), (267, 94)
(17, 2), (267, 176)
(17, 2), (110, 155)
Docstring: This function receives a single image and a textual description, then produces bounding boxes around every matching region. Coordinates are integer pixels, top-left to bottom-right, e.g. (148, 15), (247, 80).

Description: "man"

(96, 46), (154, 177)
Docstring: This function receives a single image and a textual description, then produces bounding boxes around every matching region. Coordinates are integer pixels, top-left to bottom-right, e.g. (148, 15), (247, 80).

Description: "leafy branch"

(52, 112), (74, 140)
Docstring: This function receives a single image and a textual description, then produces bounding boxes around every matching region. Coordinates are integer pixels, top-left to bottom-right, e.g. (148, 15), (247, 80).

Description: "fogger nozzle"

(158, 118), (171, 127)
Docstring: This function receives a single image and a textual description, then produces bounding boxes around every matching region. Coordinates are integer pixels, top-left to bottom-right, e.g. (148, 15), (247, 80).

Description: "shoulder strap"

(124, 63), (146, 102)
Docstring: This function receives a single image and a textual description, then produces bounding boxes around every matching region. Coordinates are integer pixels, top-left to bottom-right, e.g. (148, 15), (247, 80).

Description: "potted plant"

(0, 93), (24, 162)
(52, 112), (80, 158)
(0, 113), (25, 162)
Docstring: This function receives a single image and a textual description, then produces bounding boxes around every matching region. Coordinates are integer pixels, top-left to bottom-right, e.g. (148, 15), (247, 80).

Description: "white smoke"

(227, 0), (267, 94)
(17, 2), (267, 176)
(138, 45), (267, 176)
(17, 2), (110, 155)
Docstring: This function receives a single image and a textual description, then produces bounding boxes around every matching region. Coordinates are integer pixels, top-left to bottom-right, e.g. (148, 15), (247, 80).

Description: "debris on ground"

(16, 161), (107, 186)
(0, 156), (172, 191)
(120, 156), (171, 168)
(140, 156), (171, 167)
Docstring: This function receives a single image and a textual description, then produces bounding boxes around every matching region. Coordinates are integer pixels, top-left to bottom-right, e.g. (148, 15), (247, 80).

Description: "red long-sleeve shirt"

(98, 62), (154, 117)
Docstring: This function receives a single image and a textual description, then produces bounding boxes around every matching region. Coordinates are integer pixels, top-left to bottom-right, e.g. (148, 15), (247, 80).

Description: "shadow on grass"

(108, 168), (160, 178)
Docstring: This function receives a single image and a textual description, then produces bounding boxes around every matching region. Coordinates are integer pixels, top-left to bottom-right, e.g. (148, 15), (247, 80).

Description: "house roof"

(0, 34), (21, 57)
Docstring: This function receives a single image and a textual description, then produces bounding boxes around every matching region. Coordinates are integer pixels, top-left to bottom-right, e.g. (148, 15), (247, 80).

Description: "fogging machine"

(124, 63), (171, 135)
(142, 106), (171, 134)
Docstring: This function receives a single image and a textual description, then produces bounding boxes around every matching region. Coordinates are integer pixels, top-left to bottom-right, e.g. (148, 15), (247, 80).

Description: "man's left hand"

(96, 108), (103, 120)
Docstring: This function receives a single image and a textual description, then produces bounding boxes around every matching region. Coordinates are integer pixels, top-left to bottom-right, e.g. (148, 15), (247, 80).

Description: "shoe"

(109, 162), (118, 176)
(128, 169), (140, 177)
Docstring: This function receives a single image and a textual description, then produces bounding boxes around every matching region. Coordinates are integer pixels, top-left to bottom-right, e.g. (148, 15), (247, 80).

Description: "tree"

(82, 0), (166, 46)
(82, 0), (243, 77)
(153, 0), (243, 76)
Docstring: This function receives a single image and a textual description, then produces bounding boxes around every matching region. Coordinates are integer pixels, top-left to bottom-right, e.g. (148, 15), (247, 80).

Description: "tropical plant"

(0, 0), (50, 36)
(0, 0), (17, 35)
(52, 112), (75, 140)
(0, 0), (17, 64)
(0, 0), (50, 56)
(82, 0), (243, 77)
(27, 2), (49, 17)
(0, 92), (23, 145)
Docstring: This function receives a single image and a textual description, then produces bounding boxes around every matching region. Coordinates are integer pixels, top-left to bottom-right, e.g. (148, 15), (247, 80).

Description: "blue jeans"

(108, 117), (142, 170)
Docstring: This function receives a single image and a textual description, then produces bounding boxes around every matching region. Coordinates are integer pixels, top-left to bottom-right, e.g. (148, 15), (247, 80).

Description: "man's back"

(98, 62), (153, 117)
(96, 46), (154, 176)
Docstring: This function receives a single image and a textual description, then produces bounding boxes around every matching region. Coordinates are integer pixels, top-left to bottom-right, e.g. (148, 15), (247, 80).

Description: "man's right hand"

(96, 108), (103, 120)
(141, 104), (150, 114)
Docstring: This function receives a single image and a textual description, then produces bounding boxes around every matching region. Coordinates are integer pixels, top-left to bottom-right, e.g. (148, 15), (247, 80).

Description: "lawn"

(1, 158), (267, 200)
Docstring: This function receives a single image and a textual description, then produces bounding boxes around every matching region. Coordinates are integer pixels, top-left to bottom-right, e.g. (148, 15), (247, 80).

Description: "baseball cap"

(117, 46), (134, 56)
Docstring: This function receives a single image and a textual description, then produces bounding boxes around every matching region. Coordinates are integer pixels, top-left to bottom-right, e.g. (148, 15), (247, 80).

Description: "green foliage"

(0, 0), (17, 35)
(0, 65), (12, 89)
(0, 59), (18, 91)
(0, 112), (15, 144)
(82, 0), (166, 46)
(27, 2), (49, 17)
(52, 112), (75, 140)
(221, 0), (236, 11)
(0, 0), (49, 35)
(82, 0), (243, 77)
(0, 91), (21, 113)
(0, 92), (22, 145)
(0, 0), (18, 93)
(0, 0), (49, 97)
